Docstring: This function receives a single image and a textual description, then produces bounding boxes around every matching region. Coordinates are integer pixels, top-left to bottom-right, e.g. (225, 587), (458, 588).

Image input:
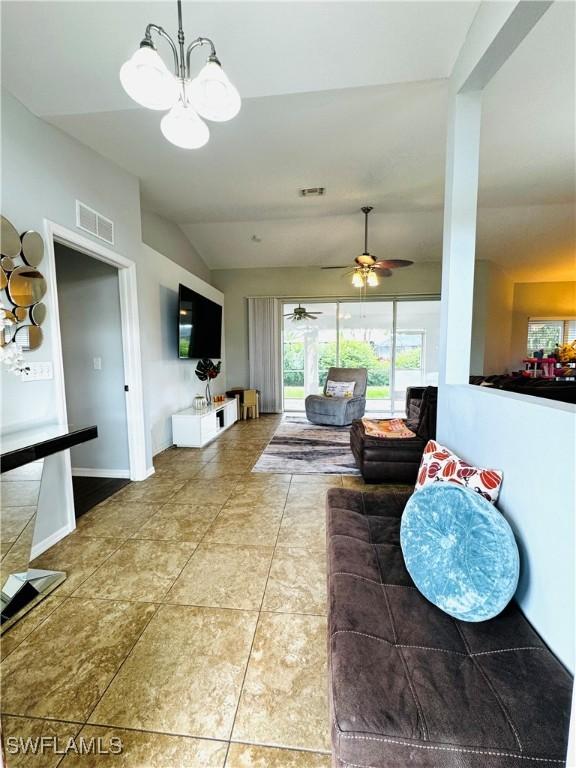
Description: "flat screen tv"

(178, 284), (222, 359)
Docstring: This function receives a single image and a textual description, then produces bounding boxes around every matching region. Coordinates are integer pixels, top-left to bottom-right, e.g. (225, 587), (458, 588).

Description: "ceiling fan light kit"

(119, 0), (241, 149)
(349, 206), (414, 290)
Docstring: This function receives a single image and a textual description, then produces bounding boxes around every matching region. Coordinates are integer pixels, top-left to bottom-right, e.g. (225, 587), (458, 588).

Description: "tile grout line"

(221, 466), (293, 765)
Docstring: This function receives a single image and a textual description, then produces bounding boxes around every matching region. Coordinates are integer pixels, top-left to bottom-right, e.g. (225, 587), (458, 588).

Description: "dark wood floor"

(72, 476), (130, 518)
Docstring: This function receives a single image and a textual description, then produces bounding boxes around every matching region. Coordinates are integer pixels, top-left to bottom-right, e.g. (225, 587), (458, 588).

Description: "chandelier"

(119, 0), (241, 149)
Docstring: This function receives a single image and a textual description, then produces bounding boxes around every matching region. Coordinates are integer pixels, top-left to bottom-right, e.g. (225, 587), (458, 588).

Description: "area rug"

(252, 415), (360, 475)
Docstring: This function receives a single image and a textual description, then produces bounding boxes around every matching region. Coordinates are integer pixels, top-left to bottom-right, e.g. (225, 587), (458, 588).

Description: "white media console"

(171, 398), (237, 448)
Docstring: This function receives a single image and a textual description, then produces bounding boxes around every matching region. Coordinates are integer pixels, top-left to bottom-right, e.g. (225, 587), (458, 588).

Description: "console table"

(0, 423), (97, 630)
(172, 398), (237, 447)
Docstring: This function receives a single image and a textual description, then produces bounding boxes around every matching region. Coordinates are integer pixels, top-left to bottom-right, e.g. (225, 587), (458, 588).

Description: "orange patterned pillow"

(416, 440), (503, 504)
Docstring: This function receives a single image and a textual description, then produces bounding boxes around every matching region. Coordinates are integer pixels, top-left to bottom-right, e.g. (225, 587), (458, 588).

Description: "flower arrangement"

(0, 303), (28, 375)
(557, 340), (576, 364)
(195, 358), (221, 405)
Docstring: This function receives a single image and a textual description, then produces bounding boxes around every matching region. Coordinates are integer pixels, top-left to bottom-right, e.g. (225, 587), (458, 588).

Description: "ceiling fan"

(322, 206), (413, 287)
(284, 304), (323, 322)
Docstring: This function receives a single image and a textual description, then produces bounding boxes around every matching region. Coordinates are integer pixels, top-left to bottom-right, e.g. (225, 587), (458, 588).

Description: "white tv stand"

(172, 398), (237, 448)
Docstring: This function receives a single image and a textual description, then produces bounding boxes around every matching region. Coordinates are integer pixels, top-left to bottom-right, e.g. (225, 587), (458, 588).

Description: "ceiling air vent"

(75, 201), (115, 245)
(299, 187), (325, 197)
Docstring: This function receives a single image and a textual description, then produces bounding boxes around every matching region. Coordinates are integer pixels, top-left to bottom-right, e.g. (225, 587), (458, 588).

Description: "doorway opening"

(54, 243), (131, 515)
(282, 297), (440, 416)
(44, 220), (147, 531)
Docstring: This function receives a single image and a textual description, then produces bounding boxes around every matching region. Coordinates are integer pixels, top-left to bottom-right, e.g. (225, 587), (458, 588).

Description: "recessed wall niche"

(0, 215), (47, 349)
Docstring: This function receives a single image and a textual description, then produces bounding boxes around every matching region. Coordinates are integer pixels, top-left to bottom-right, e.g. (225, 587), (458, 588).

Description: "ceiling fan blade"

(372, 266), (393, 277)
(374, 259), (414, 269)
(320, 265), (349, 270)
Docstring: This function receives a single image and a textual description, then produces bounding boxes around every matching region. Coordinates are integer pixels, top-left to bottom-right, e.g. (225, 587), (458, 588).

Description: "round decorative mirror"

(1, 310), (17, 346)
(14, 325), (43, 351)
(0, 216), (21, 259)
(0, 267), (7, 290)
(6, 266), (47, 307)
(14, 307), (28, 322)
(1, 256), (16, 272)
(20, 231), (44, 267)
(30, 303), (47, 326)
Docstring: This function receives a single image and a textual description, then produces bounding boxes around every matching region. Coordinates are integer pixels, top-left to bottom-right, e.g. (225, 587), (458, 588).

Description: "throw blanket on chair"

(362, 418), (416, 439)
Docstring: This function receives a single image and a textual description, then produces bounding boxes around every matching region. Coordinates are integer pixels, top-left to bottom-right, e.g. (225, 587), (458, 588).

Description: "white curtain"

(248, 297), (282, 413)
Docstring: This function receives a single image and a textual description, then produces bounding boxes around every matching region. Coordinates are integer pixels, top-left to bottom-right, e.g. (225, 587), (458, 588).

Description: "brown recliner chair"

(350, 386), (437, 483)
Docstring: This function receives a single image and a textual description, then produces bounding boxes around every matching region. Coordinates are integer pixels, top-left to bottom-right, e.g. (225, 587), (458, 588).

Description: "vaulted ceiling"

(1, 1), (574, 281)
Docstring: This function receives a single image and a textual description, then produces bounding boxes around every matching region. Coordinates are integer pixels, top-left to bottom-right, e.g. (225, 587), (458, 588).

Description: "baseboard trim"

(31, 522), (73, 560)
(71, 467), (131, 479)
(144, 466), (155, 479)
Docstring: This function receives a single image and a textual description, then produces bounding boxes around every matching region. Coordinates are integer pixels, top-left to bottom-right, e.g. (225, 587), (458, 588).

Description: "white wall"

(139, 243), (225, 459)
(141, 209), (211, 283)
(0, 90), (224, 552)
(438, 387), (575, 670)
(55, 243), (130, 474)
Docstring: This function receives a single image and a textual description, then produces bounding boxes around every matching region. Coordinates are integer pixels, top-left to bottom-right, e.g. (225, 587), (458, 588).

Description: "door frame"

(44, 220), (148, 514)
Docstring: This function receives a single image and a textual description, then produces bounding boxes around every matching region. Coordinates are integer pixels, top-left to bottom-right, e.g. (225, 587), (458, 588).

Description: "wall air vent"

(75, 201), (115, 245)
(299, 187), (325, 197)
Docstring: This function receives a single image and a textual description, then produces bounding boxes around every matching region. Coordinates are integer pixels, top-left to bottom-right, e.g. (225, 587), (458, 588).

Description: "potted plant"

(195, 358), (221, 405)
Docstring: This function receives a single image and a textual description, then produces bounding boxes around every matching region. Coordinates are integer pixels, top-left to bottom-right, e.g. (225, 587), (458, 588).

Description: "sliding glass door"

(338, 302), (394, 414)
(282, 298), (439, 415)
(283, 303), (337, 412)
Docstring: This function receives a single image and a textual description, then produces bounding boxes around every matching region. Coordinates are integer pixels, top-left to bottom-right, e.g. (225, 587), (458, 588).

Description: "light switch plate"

(21, 362), (53, 381)
(93, 357), (102, 370)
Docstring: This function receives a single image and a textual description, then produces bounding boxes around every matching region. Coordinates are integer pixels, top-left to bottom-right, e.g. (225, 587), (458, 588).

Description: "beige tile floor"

(0, 415), (390, 766)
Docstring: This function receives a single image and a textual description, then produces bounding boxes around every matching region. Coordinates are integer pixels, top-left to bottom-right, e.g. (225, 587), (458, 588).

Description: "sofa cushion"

(327, 487), (572, 768)
(416, 439), (503, 504)
(400, 484), (519, 621)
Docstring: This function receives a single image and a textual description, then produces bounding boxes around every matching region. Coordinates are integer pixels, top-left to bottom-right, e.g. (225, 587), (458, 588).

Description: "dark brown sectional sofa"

(350, 386), (437, 483)
(326, 486), (573, 767)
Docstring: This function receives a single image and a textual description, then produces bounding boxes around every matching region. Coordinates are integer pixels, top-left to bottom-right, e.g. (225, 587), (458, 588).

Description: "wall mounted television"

(178, 283), (222, 359)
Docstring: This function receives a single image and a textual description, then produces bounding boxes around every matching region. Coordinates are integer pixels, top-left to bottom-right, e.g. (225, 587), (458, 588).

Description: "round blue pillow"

(400, 484), (519, 622)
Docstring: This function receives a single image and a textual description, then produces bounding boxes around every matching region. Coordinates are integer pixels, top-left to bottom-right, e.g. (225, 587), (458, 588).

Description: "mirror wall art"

(0, 215), (46, 350)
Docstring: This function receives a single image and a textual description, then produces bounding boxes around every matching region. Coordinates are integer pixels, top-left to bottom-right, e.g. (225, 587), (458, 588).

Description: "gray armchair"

(305, 367), (368, 426)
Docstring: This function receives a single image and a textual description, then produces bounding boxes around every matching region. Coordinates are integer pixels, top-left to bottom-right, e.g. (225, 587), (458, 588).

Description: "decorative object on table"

(400, 483), (519, 622)
(0, 215), (46, 370)
(558, 340), (576, 363)
(252, 415), (360, 476)
(319, 206), (413, 290)
(192, 394), (207, 410)
(416, 439), (503, 504)
(194, 358), (221, 405)
(119, 0), (240, 149)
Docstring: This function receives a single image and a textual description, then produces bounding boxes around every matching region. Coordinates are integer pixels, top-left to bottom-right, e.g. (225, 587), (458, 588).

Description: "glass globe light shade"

(160, 101), (210, 149)
(186, 61), (241, 122)
(120, 46), (179, 110)
(352, 270), (364, 288)
(367, 270), (379, 287)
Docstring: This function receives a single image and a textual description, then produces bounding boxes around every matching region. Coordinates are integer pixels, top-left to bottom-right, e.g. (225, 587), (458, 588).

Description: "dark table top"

(1, 423), (98, 473)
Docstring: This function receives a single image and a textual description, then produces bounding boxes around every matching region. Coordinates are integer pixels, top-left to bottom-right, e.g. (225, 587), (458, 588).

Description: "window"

(527, 319), (576, 356)
(282, 298), (440, 415)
